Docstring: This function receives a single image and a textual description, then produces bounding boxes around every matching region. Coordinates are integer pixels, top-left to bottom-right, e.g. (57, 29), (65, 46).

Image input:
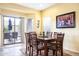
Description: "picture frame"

(56, 11), (75, 28)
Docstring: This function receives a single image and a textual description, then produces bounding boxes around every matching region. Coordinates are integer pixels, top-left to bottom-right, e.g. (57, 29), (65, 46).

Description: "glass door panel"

(3, 16), (22, 45)
(15, 18), (22, 43)
(3, 17), (15, 44)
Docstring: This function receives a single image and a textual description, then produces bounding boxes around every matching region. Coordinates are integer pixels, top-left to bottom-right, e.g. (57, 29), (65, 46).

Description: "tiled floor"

(0, 44), (23, 56)
(0, 44), (79, 56)
(4, 37), (22, 45)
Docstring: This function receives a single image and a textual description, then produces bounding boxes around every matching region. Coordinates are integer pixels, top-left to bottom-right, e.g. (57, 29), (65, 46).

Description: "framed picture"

(56, 11), (75, 28)
(37, 20), (40, 28)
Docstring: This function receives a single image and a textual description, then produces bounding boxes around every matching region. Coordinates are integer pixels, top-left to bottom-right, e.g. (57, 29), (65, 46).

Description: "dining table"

(37, 36), (56, 56)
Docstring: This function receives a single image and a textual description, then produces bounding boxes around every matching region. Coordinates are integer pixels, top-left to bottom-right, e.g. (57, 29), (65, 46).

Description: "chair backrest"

(54, 32), (58, 39)
(12, 32), (18, 38)
(29, 32), (38, 49)
(25, 33), (30, 44)
(4, 33), (10, 39)
(46, 32), (52, 38)
(56, 33), (64, 46)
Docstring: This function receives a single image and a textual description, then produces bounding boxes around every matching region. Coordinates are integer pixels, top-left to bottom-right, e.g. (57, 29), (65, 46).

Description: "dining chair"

(4, 33), (12, 41)
(29, 32), (44, 56)
(46, 32), (52, 38)
(25, 33), (32, 56)
(47, 32), (57, 46)
(53, 32), (58, 38)
(48, 33), (64, 56)
(12, 32), (18, 40)
(4, 33), (11, 40)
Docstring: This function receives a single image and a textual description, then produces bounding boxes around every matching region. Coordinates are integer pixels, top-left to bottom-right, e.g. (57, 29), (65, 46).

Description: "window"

(43, 16), (52, 32)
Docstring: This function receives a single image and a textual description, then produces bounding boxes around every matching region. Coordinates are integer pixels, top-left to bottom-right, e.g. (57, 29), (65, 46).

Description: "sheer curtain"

(43, 16), (52, 32)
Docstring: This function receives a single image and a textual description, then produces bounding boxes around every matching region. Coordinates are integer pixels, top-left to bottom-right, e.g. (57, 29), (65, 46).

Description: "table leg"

(44, 41), (48, 56)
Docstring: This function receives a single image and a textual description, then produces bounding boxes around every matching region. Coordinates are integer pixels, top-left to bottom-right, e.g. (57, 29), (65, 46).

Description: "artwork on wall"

(37, 20), (40, 28)
(56, 11), (75, 28)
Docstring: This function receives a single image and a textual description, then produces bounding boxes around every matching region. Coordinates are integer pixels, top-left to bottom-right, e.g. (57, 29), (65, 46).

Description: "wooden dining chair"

(29, 32), (44, 56)
(46, 32), (52, 38)
(48, 33), (64, 56)
(53, 32), (58, 39)
(47, 32), (57, 47)
(25, 33), (32, 56)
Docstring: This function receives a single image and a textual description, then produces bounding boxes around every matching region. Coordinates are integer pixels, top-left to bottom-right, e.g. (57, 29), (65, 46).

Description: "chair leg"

(61, 49), (63, 56)
(36, 51), (38, 56)
(36, 50), (38, 56)
(56, 51), (57, 56)
(52, 50), (55, 56)
(29, 47), (31, 56)
(39, 50), (42, 55)
(26, 46), (29, 55)
(32, 47), (33, 56)
(25, 46), (27, 54)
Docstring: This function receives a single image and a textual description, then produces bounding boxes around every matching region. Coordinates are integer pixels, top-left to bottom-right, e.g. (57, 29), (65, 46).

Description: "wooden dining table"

(37, 36), (56, 56)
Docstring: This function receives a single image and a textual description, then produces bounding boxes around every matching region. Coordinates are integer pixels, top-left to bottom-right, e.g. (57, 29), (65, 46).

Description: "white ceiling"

(17, 3), (55, 10)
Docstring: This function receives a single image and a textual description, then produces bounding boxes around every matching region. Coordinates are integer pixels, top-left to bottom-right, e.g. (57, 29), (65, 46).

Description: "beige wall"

(42, 3), (79, 53)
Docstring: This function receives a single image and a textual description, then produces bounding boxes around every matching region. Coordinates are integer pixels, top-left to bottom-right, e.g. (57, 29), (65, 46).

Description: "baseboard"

(64, 47), (79, 54)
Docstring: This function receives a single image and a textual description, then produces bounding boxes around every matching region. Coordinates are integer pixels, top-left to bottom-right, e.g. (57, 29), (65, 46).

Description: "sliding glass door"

(3, 16), (22, 45)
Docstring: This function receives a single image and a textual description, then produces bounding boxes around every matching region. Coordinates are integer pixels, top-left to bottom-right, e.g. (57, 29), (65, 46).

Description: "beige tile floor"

(0, 43), (79, 56)
(0, 44), (23, 56)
